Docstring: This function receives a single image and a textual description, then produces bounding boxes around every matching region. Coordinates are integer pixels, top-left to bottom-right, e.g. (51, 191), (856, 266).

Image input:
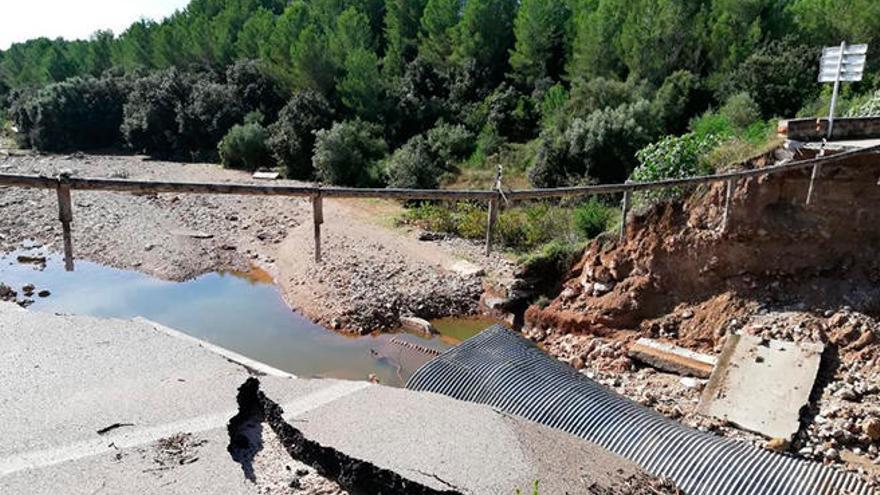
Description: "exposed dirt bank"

(524, 150), (880, 483)
(0, 153), (513, 333)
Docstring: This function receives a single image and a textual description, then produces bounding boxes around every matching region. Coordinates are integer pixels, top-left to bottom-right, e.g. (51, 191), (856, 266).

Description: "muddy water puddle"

(0, 249), (496, 387)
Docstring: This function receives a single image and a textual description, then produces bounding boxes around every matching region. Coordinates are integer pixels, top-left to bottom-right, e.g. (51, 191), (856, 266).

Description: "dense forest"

(1, 0), (879, 196)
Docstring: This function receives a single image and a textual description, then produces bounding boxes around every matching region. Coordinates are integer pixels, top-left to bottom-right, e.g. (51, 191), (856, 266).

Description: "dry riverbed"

(0, 152), (514, 333)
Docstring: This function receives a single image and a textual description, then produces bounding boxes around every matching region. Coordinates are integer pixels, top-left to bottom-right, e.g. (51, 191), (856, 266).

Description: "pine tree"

(509, 0), (572, 86)
(383, 0), (428, 76)
(418, 0), (459, 68)
(451, 0), (518, 85)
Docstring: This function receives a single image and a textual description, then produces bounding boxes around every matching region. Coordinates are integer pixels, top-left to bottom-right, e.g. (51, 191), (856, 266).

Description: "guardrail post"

(722, 179), (734, 231)
(312, 193), (323, 263)
(485, 196), (498, 255)
(620, 190), (631, 241)
(806, 163), (821, 205)
(56, 170), (74, 271)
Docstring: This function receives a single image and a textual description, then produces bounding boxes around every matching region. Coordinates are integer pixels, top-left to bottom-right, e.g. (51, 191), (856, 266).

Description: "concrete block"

(628, 338), (716, 378)
(698, 334), (824, 440)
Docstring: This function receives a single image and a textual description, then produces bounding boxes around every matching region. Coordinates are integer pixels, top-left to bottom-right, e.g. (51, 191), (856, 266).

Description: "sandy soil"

(0, 152), (513, 333)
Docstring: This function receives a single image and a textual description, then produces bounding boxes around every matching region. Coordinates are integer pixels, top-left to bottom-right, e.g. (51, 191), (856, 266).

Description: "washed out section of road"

(0, 303), (677, 494)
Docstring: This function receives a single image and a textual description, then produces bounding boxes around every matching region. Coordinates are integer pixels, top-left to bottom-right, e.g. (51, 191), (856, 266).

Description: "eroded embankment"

(527, 150), (880, 344)
(520, 149), (880, 480)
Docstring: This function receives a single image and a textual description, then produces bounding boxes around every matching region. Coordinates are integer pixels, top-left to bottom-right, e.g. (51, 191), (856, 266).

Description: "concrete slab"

(698, 334), (824, 440)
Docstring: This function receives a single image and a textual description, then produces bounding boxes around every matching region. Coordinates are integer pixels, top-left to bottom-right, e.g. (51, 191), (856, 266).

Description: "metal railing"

(1, 143), (878, 269)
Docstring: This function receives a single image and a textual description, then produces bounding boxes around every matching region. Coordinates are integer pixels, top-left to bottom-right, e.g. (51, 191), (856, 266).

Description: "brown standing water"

(1, 247), (497, 386)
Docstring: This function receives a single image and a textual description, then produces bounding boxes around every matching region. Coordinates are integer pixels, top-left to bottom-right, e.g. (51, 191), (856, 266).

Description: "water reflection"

(0, 249), (491, 387)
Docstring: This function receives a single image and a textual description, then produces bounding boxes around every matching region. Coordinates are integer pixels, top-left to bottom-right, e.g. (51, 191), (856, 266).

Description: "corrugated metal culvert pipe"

(406, 325), (874, 495)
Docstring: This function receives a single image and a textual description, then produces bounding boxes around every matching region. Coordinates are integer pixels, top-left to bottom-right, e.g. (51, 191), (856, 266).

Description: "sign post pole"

(827, 41), (846, 140)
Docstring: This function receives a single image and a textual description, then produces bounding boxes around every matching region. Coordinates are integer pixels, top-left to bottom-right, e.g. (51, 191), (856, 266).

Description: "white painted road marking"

(0, 380), (371, 477)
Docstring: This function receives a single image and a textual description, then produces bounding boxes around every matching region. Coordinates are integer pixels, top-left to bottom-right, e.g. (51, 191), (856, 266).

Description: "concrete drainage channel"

(406, 325), (874, 495)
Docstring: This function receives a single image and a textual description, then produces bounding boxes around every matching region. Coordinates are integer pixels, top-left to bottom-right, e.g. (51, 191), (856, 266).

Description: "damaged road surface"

(0, 302), (678, 494)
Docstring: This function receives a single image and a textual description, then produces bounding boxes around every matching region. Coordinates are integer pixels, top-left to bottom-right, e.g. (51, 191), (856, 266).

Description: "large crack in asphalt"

(227, 378), (462, 495)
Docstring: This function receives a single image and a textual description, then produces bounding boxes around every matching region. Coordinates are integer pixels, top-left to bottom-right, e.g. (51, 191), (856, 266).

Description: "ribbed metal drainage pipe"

(406, 326), (874, 495)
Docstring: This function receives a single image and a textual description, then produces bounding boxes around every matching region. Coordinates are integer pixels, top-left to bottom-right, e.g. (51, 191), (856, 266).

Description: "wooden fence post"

(56, 171), (74, 271)
(485, 196), (498, 256)
(620, 190), (631, 241)
(722, 178), (734, 231)
(312, 194), (323, 263)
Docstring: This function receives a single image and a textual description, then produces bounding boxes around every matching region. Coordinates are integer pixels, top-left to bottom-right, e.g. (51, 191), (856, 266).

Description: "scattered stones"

(864, 419), (880, 442)
(37, 289), (50, 298)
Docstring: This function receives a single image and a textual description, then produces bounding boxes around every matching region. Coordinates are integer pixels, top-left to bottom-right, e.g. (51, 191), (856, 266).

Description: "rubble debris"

(151, 432), (207, 468)
(399, 316), (437, 336)
(16, 254), (47, 265)
(698, 334), (824, 440)
(628, 338), (716, 378)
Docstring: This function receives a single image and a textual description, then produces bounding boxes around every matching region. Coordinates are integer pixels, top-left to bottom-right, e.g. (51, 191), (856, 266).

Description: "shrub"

(719, 92), (761, 129)
(630, 132), (720, 203)
(385, 135), (441, 189)
(652, 70), (710, 135)
(218, 123), (273, 171)
(563, 99), (656, 184)
(312, 119), (387, 186)
(846, 90), (880, 117)
(177, 81), (244, 159)
(225, 59), (286, 122)
(267, 90), (335, 179)
(425, 122), (473, 169)
(122, 68), (194, 158)
(568, 76), (650, 115)
(386, 123), (474, 189)
(484, 84), (539, 142)
(725, 39), (818, 119)
(539, 83), (569, 131)
(689, 112), (735, 140)
(573, 198), (615, 239)
(12, 76), (125, 151)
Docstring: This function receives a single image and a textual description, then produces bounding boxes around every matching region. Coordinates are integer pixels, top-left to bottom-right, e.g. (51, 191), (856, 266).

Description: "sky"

(0, 0), (192, 50)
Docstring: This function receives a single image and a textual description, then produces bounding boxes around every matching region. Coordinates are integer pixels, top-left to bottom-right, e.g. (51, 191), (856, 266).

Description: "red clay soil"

(526, 149), (880, 351)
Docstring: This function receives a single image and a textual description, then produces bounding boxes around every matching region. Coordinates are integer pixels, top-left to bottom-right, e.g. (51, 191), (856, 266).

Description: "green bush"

(652, 70), (710, 135)
(484, 84), (539, 142)
(122, 68), (198, 158)
(312, 119), (387, 186)
(12, 75), (125, 151)
(719, 92), (761, 129)
(690, 112), (735, 140)
(573, 198), (615, 239)
(385, 135), (441, 189)
(267, 90), (335, 179)
(725, 39), (818, 119)
(425, 122), (473, 169)
(846, 90), (880, 117)
(630, 132), (720, 203)
(177, 81), (244, 160)
(562, 99), (656, 184)
(218, 123), (273, 171)
(225, 60), (286, 122)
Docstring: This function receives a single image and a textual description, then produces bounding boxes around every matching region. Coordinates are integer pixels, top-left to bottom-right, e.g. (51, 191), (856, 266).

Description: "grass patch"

(399, 196), (616, 256)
